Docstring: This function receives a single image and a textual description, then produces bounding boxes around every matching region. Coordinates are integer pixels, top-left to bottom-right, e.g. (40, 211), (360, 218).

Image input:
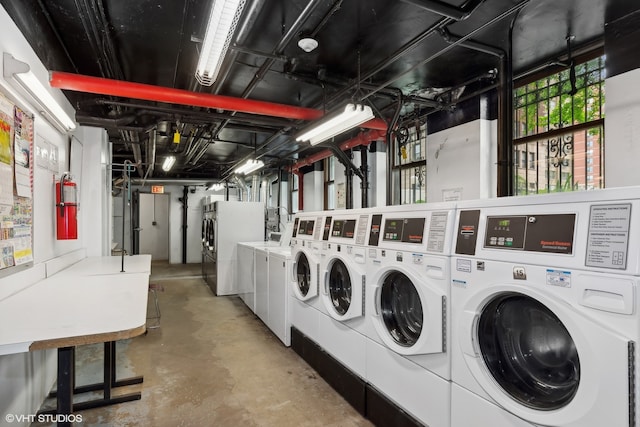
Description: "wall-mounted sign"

(151, 185), (164, 194)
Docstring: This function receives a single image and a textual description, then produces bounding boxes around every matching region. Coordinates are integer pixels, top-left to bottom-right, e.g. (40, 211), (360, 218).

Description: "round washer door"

(477, 293), (580, 410)
(327, 258), (351, 315)
(372, 267), (445, 355)
(292, 250), (317, 301)
(322, 256), (364, 321)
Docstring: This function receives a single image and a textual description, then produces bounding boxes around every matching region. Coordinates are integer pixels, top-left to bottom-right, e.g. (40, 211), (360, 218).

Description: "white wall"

(604, 68), (640, 187)
(426, 119), (497, 202)
(0, 5), (107, 423)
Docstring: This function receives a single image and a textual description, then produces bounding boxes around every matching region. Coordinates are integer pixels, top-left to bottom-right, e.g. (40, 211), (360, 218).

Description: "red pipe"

(290, 129), (385, 172)
(50, 71), (387, 130)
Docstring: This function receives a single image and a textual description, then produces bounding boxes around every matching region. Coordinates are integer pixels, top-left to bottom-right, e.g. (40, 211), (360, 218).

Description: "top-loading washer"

(316, 209), (370, 379)
(289, 211), (325, 344)
(364, 202), (456, 427)
(450, 187), (640, 427)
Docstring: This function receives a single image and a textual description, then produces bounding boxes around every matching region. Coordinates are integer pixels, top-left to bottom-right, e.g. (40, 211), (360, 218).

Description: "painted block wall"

(604, 68), (640, 187)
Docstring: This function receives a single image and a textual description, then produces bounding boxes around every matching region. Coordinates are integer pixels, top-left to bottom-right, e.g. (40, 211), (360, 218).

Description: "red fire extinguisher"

(56, 173), (78, 240)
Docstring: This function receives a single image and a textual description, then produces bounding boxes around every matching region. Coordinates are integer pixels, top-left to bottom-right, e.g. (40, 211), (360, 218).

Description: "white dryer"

(365, 203), (456, 427)
(316, 210), (370, 379)
(450, 188), (640, 427)
(289, 212), (324, 344)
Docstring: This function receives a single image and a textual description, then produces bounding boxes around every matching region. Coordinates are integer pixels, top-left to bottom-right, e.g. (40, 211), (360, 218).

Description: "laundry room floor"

(33, 261), (372, 427)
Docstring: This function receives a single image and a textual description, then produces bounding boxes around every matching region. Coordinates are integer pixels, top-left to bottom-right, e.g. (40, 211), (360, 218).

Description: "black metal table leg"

(56, 347), (74, 427)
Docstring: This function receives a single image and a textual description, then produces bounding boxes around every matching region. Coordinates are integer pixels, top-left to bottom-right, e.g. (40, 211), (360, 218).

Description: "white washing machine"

(365, 202), (456, 427)
(316, 210), (370, 379)
(289, 212), (325, 344)
(450, 187), (640, 427)
(266, 246), (293, 346)
(237, 239), (281, 314)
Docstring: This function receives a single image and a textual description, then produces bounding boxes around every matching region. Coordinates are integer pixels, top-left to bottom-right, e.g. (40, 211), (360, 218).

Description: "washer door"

(372, 265), (446, 355)
(459, 286), (632, 426)
(291, 250), (317, 301)
(321, 255), (364, 321)
(478, 293), (579, 410)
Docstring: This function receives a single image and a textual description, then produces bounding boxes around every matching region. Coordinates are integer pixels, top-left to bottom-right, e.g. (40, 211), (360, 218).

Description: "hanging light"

(295, 103), (374, 146)
(234, 159), (264, 175)
(195, 0), (247, 86)
(3, 53), (76, 132)
(162, 155), (176, 171)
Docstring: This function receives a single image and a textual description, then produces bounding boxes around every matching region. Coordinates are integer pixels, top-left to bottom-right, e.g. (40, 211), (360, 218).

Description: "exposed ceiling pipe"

(400, 0), (485, 21)
(363, 0), (531, 101)
(50, 71), (388, 130)
(321, 0), (485, 110)
(438, 27), (505, 58)
(289, 130), (385, 172)
(212, 0), (325, 139)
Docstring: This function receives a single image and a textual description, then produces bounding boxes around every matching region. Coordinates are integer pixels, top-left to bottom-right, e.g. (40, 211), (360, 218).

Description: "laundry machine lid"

(327, 258), (351, 315)
(477, 293), (580, 410)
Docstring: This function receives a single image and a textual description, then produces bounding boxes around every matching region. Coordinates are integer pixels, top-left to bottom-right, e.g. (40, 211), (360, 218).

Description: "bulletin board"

(0, 92), (34, 278)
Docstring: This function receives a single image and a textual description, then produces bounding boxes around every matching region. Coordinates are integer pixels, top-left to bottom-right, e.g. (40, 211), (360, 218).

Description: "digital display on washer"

(368, 214), (383, 246)
(331, 219), (357, 238)
(484, 214), (575, 254)
(322, 216), (332, 241)
(292, 218), (299, 237)
(298, 219), (315, 236)
(383, 218), (426, 243)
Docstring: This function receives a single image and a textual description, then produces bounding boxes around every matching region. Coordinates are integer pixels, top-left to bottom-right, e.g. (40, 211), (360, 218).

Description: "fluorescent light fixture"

(208, 182), (225, 191)
(195, 0), (247, 86)
(3, 53), (76, 132)
(162, 155), (176, 171)
(295, 103), (374, 146)
(234, 159), (264, 175)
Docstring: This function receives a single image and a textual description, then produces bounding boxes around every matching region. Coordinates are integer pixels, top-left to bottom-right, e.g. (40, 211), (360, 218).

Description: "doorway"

(137, 193), (170, 260)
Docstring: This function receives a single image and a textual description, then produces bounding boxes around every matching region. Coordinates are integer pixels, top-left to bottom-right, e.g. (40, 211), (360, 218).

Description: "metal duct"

(233, 175), (249, 201)
(251, 175), (261, 202)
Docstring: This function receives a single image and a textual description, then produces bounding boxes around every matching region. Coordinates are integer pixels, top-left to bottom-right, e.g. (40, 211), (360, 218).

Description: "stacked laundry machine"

(450, 187), (640, 427)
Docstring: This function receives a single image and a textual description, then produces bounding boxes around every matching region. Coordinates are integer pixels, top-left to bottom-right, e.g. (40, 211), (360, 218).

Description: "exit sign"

(151, 185), (164, 194)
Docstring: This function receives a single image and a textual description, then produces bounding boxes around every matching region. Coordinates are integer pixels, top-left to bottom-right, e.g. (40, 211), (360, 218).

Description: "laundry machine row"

(290, 188), (640, 427)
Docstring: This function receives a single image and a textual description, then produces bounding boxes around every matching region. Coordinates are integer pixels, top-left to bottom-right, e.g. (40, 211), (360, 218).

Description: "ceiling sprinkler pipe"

(50, 71), (387, 131)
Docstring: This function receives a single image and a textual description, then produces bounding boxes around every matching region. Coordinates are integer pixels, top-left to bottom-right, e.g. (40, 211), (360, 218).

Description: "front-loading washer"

(316, 210), (370, 380)
(289, 212), (324, 344)
(450, 187), (640, 427)
(365, 203), (456, 427)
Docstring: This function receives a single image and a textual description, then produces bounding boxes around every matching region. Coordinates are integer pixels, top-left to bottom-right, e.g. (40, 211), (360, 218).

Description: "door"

(138, 193), (169, 260)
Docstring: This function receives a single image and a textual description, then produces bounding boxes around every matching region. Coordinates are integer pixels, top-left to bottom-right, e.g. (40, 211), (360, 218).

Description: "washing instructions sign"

(586, 204), (631, 270)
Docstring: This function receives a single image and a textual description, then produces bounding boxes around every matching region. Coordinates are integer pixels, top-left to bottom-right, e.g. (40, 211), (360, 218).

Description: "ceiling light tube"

(162, 155), (176, 171)
(295, 103), (374, 145)
(3, 53), (76, 132)
(195, 0), (247, 86)
(234, 159), (264, 175)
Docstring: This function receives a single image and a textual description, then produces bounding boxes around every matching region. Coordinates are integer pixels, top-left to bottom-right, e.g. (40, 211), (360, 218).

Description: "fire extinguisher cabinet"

(56, 175), (78, 240)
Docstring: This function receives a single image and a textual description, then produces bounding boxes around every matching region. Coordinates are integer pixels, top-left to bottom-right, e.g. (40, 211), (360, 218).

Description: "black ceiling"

(0, 0), (621, 182)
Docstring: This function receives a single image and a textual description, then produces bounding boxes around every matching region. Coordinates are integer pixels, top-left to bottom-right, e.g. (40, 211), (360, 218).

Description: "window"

(513, 54), (605, 195)
(395, 122), (427, 204)
(324, 156), (336, 210)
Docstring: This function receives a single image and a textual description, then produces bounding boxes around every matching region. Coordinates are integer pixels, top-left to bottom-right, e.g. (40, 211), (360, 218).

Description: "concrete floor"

(34, 261), (372, 426)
